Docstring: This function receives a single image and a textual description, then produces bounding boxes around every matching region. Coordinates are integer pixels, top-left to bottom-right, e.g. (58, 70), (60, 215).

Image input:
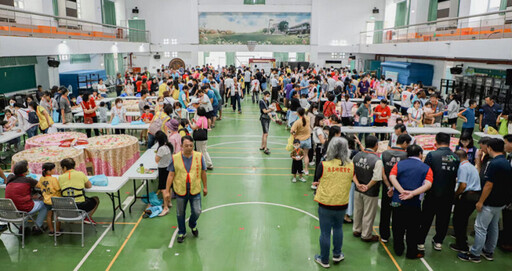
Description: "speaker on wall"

(450, 67), (463, 74)
(47, 59), (60, 68)
(506, 69), (512, 85)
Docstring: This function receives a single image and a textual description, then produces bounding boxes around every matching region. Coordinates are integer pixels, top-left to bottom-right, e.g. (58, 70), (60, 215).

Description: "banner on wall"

(198, 12), (310, 45)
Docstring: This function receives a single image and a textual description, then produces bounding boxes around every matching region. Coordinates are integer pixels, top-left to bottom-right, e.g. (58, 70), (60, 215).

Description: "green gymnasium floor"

(1, 100), (511, 271)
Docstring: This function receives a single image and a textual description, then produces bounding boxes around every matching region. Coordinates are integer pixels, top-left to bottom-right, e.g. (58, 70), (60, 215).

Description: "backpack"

(27, 110), (39, 124)
(149, 115), (168, 135)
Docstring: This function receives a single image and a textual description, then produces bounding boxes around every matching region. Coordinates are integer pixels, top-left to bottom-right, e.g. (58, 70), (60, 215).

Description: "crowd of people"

(1, 64), (511, 269)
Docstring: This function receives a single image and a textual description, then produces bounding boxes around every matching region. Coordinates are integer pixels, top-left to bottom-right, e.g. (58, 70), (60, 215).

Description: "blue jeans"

(347, 183), (355, 217)
(231, 94), (241, 112)
(176, 193), (202, 235)
(470, 205), (504, 255)
(318, 206), (346, 263)
(147, 133), (155, 149)
(28, 200), (47, 228)
(26, 125), (38, 138)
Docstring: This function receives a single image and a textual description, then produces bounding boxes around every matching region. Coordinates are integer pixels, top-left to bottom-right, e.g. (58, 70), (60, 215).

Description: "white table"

(0, 131), (25, 144)
(53, 122), (149, 131)
(1, 175), (129, 231)
(338, 126), (460, 135)
(123, 149), (158, 213)
(474, 132), (503, 139)
(74, 111), (141, 118)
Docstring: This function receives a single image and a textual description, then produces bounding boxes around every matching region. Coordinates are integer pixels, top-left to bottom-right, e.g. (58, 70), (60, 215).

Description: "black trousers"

(85, 116), (100, 138)
(500, 206), (512, 247)
(341, 117), (353, 126)
(379, 185), (393, 240)
(461, 127), (474, 136)
(115, 129), (126, 134)
(374, 122), (388, 140)
(271, 87), (279, 103)
(244, 82), (251, 95)
(315, 144), (323, 170)
(452, 191), (480, 248)
(418, 194), (453, 244)
(392, 205), (421, 258)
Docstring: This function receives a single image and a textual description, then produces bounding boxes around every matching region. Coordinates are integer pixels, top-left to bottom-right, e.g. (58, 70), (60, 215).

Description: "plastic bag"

(131, 120), (145, 125)
(89, 174), (108, 186)
(144, 205), (163, 218)
(141, 192), (163, 206)
(111, 115), (120, 126)
(285, 135), (294, 152)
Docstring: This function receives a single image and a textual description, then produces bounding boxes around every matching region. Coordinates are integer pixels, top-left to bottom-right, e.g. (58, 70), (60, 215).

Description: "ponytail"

(42, 162), (56, 177)
(297, 107), (306, 127)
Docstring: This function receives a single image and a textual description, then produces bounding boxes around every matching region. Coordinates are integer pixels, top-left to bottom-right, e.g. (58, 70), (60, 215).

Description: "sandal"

(263, 149), (271, 155)
(259, 147), (265, 151)
(158, 209), (169, 217)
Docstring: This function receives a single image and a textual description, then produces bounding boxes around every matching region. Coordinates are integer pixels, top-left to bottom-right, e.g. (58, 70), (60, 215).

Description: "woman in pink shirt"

(191, 107), (213, 169)
(165, 119), (182, 154)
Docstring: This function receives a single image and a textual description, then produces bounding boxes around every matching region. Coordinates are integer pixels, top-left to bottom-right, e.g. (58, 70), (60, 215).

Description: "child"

(496, 111), (512, 135)
(140, 105), (154, 144)
(291, 139), (306, 183)
(36, 163), (61, 236)
(299, 94), (310, 110)
(97, 102), (108, 123)
(423, 101), (435, 126)
(3, 109), (17, 131)
(388, 108), (400, 127)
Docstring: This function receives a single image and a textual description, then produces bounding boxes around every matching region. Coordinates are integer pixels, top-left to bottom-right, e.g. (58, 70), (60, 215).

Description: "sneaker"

(31, 226), (43, 235)
(457, 252), (481, 263)
(191, 228), (199, 237)
(353, 231), (362, 237)
(432, 240), (442, 251)
(84, 217), (97, 225)
(417, 244), (425, 251)
(309, 161), (315, 166)
(362, 235), (380, 242)
(381, 238), (389, 243)
(48, 231), (62, 237)
(481, 250), (493, 261)
(177, 233), (187, 243)
(299, 177), (307, 183)
(314, 254), (330, 268)
(332, 253), (345, 263)
(311, 185), (317, 190)
(292, 178), (297, 183)
(207, 167), (214, 171)
(303, 170), (309, 176)
(449, 243), (468, 253)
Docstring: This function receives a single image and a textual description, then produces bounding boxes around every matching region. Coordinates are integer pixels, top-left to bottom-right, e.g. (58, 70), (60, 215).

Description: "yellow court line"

(106, 213), (144, 271)
(215, 166), (290, 170)
(207, 173), (294, 176)
(97, 222), (137, 225)
(372, 227), (402, 271)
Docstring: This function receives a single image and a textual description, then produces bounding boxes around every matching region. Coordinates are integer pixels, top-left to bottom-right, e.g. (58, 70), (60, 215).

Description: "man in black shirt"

(418, 133), (460, 252)
(379, 134), (411, 243)
(458, 138), (512, 262)
(499, 134), (512, 251)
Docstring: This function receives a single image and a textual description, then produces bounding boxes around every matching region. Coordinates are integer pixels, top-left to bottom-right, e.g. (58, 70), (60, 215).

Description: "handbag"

(193, 117), (208, 141)
(149, 115), (166, 135)
(84, 117), (93, 124)
(285, 135), (294, 152)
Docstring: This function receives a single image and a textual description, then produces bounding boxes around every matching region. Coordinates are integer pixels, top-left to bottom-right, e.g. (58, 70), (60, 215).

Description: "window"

(163, 38), (169, 45)
(171, 52), (178, 58)
(331, 53), (344, 59)
(70, 54), (91, 64)
(164, 52), (170, 57)
(244, 0), (265, 5)
(488, 0), (501, 12)
(76, 0), (81, 18)
(171, 39), (177, 45)
(14, 0), (24, 9)
(60, 54), (70, 61)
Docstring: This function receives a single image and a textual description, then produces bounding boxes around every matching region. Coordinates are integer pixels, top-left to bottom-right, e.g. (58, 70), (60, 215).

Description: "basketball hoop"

(247, 41), (257, 52)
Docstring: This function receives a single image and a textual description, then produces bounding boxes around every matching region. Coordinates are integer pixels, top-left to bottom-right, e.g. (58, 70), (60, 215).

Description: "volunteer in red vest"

(164, 135), (208, 244)
(312, 137), (354, 268)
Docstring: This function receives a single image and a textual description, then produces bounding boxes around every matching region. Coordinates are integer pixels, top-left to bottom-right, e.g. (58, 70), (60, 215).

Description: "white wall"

(408, 0), (429, 25)
(80, 0), (103, 23)
(58, 54), (105, 72)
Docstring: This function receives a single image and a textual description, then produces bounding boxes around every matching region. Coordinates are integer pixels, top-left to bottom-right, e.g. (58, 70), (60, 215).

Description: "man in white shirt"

(250, 76), (260, 104)
(244, 68), (252, 96)
(327, 74), (336, 92)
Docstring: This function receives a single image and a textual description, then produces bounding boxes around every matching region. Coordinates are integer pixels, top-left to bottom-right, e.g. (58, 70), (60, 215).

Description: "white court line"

(207, 140), (286, 148)
(168, 201), (319, 248)
(210, 157), (289, 160)
(420, 258), (434, 271)
(73, 182), (147, 271)
(208, 135), (288, 139)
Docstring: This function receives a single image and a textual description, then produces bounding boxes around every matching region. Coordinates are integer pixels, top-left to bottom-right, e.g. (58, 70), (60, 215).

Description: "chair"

(0, 198), (41, 248)
(51, 196), (96, 247)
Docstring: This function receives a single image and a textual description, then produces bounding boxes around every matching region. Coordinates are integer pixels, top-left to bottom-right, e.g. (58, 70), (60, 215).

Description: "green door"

(102, 0), (117, 25)
(226, 52), (235, 67)
(395, 1), (407, 27)
(373, 21), (383, 44)
(128, 19), (146, 42)
(428, 0), (438, 22)
(104, 54), (115, 78)
(0, 65), (37, 94)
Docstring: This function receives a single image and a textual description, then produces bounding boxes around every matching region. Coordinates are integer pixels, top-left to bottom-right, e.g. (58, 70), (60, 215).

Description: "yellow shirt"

(153, 111), (170, 131)
(37, 176), (61, 205)
(37, 105), (53, 130)
(158, 83), (168, 97)
(58, 169), (89, 203)
(290, 117), (311, 141)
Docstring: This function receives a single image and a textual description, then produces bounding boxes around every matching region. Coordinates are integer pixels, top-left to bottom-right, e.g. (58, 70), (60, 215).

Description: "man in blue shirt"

(458, 138), (512, 262)
(300, 75), (309, 95)
(450, 149), (481, 252)
(479, 95), (502, 131)
(458, 99), (477, 136)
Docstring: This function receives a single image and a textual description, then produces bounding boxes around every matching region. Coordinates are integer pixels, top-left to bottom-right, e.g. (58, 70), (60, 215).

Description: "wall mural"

(199, 12), (310, 45)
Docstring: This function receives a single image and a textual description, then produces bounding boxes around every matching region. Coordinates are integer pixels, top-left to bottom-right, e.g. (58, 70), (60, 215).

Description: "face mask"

(158, 102), (164, 106)
(117, 103), (122, 107)
(10, 102), (14, 106)
(265, 96), (270, 101)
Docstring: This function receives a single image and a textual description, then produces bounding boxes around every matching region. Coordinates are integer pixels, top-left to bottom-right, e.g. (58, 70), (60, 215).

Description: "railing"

(0, 6), (150, 42)
(360, 9), (512, 45)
